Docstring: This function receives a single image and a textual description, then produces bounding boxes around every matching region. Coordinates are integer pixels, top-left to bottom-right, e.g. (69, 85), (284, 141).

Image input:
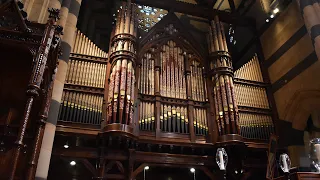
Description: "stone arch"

(284, 90), (320, 130)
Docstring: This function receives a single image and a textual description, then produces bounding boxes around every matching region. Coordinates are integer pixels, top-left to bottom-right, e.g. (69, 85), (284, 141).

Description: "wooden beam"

(135, 151), (216, 166)
(132, 0), (254, 26)
(228, 0), (236, 12)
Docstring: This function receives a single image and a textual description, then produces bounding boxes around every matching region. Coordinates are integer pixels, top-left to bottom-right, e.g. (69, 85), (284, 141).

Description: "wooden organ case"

(0, 2), (62, 179)
(0, 1), (281, 180)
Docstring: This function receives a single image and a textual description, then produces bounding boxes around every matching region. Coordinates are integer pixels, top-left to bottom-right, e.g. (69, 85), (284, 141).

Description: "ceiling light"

(64, 144), (69, 149)
(266, 19), (269, 22)
(273, 8), (279, 14)
(144, 166), (149, 170)
(190, 168), (195, 173)
(70, 161), (76, 166)
(270, 14), (274, 18)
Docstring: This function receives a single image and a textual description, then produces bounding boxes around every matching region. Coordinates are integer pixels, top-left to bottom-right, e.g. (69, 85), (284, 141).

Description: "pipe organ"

(234, 54), (274, 140)
(54, 4), (276, 143)
(208, 16), (240, 139)
(137, 37), (209, 137)
(105, 1), (137, 130)
(139, 51), (155, 95)
(159, 104), (189, 133)
(58, 30), (108, 126)
(239, 113), (274, 140)
(159, 41), (186, 99)
(139, 101), (155, 131)
(59, 91), (103, 125)
(190, 58), (207, 102)
(193, 108), (208, 135)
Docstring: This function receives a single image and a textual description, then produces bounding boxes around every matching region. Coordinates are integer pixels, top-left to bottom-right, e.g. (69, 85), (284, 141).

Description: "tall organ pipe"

(104, 0), (137, 132)
(208, 16), (241, 140)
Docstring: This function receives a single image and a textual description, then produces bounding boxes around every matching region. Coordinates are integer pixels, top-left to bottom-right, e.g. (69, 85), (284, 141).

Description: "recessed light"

(270, 14), (274, 18)
(273, 8), (279, 14)
(70, 161), (76, 166)
(266, 19), (269, 22)
(190, 168), (195, 173)
(144, 166), (149, 170)
(64, 144), (69, 149)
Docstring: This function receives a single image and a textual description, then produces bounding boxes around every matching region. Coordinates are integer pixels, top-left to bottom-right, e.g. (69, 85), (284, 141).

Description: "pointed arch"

(138, 12), (207, 62)
(284, 90), (320, 130)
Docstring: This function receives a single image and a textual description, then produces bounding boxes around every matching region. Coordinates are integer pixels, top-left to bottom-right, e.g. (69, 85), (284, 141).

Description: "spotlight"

(270, 14), (274, 18)
(273, 8), (279, 14)
(266, 19), (269, 22)
(190, 168), (195, 173)
(70, 161), (76, 166)
(144, 166), (149, 170)
(64, 144), (69, 149)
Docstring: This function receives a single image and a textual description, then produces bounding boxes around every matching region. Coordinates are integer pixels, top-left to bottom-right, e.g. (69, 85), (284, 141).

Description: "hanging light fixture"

(216, 148), (228, 179)
(144, 166), (149, 180)
(279, 153), (291, 180)
(190, 168), (196, 180)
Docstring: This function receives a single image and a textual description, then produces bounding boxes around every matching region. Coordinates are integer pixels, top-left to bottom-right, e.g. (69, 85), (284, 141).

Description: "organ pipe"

(105, 1), (137, 128)
(208, 16), (240, 137)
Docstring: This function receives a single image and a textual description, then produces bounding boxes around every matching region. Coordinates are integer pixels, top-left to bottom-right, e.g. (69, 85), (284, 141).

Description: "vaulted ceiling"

(76, 0), (285, 65)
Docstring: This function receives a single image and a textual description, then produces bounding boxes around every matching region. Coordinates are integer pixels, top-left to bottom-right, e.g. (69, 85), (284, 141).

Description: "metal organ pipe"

(208, 16), (240, 138)
(105, 1), (137, 129)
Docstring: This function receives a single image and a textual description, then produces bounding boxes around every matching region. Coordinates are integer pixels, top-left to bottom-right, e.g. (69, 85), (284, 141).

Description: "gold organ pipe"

(124, 2), (131, 34)
(129, 4), (135, 35)
(220, 21), (228, 52)
(214, 16), (224, 51)
(74, 30), (80, 53)
(119, 2), (126, 34)
(80, 33), (85, 54)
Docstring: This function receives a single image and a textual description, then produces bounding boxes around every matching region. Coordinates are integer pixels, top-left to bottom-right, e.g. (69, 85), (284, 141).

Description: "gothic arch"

(138, 11), (206, 62)
(284, 90), (320, 130)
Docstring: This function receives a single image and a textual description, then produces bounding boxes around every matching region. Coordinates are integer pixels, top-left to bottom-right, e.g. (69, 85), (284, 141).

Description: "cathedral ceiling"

(76, 0), (279, 62)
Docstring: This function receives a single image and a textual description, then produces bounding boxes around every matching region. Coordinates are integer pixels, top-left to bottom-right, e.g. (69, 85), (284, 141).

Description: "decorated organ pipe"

(105, 1), (137, 127)
(159, 41), (187, 99)
(208, 16), (239, 137)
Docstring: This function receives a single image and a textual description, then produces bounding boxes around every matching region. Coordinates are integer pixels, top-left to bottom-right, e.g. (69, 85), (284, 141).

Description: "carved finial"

(48, 8), (60, 21)
(55, 25), (63, 35)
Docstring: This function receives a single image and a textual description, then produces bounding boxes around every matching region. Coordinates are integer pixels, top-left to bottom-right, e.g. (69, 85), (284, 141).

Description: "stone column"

(297, 0), (320, 60)
(208, 16), (241, 142)
(35, 0), (82, 179)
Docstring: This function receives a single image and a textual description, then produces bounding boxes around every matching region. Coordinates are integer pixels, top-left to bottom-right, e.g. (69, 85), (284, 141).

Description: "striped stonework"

(35, 0), (82, 179)
(297, 0), (320, 59)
